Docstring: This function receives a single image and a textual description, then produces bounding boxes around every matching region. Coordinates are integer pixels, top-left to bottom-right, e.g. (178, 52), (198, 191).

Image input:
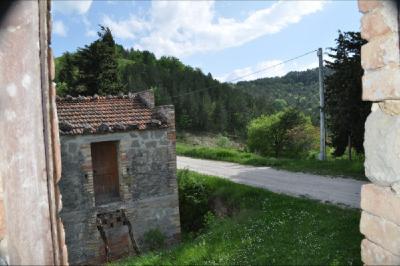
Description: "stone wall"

(60, 126), (180, 264)
(359, 1), (400, 265)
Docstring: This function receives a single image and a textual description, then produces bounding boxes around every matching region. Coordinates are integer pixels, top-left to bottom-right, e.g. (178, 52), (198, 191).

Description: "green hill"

(55, 44), (321, 137)
(235, 69), (320, 124)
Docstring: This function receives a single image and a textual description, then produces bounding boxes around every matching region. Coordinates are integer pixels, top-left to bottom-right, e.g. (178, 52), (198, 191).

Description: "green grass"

(177, 143), (366, 181)
(115, 170), (362, 266)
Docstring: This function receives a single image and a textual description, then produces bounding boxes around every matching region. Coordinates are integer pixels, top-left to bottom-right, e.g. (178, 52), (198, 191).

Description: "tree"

(73, 26), (123, 95)
(247, 109), (317, 158)
(325, 31), (370, 157)
(55, 52), (80, 96)
(272, 99), (288, 112)
(54, 29), (322, 138)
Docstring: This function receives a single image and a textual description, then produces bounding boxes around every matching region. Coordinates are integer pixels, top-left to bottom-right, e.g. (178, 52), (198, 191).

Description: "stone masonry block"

(360, 211), (400, 256)
(361, 1), (398, 41)
(362, 239), (400, 265)
(136, 90), (155, 108)
(364, 107), (400, 186)
(361, 33), (399, 70)
(362, 67), (400, 101)
(358, 0), (382, 14)
(379, 100), (400, 116)
(361, 184), (400, 226)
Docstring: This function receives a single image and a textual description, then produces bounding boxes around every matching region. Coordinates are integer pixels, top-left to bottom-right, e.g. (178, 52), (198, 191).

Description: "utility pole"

(317, 48), (326, 161)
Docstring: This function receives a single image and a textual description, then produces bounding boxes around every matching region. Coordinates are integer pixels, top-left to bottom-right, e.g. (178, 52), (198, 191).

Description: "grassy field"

(177, 143), (366, 181)
(115, 170), (362, 266)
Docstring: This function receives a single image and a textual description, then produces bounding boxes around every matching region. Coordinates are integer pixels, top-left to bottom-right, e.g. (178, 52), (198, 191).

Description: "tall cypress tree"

(325, 31), (370, 157)
(74, 26), (123, 95)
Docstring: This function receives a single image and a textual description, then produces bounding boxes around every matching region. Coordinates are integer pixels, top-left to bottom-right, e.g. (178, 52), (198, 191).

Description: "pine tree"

(325, 31), (370, 157)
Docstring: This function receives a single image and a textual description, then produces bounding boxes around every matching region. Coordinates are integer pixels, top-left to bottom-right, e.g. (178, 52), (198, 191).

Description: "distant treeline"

(55, 27), (320, 138)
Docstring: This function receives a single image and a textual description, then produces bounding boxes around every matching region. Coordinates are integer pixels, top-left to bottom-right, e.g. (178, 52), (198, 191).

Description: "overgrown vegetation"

(247, 109), (318, 158)
(115, 170), (362, 266)
(142, 229), (166, 252)
(55, 26), (321, 138)
(177, 143), (366, 180)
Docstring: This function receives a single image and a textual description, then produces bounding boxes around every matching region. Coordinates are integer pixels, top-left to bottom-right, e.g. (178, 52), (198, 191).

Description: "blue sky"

(52, 0), (361, 82)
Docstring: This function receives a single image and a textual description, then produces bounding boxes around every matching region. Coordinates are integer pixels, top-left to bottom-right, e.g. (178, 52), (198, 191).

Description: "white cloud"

(53, 20), (67, 37)
(102, 15), (148, 39)
(82, 16), (96, 37)
(217, 58), (319, 82)
(217, 60), (285, 82)
(53, 0), (93, 15)
(102, 0), (326, 57)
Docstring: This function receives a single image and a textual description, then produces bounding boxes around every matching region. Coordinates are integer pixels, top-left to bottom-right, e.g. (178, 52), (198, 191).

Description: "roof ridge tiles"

(56, 93), (139, 102)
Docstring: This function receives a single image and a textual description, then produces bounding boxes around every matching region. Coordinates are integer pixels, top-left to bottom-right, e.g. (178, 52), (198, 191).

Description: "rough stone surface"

(360, 212), (400, 256)
(361, 184), (400, 226)
(392, 182), (400, 195)
(364, 107), (400, 186)
(361, 239), (400, 265)
(60, 127), (180, 264)
(361, 1), (398, 41)
(358, 0), (382, 13)
(362, 67), (400, 101)
(137, 91), (155, 108)
(359, 1), (400, 264)
(379, 100), (400, 116)
(361, 33), (399, 70)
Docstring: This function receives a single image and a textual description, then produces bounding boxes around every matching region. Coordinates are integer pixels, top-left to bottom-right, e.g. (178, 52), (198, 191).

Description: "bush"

(247, 109), (318, 158)
(143, 229), (166, 251)
(215, 134), (232, 148)
(178, 170), (213, 232)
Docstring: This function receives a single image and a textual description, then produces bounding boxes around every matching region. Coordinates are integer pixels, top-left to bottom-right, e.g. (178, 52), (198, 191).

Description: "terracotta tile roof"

(56, 94), (168, 135)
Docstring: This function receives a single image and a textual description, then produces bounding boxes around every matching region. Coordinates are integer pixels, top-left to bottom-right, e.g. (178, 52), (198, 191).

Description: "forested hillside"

(236, 69), (320, 124)
(55, 28), (320, 137)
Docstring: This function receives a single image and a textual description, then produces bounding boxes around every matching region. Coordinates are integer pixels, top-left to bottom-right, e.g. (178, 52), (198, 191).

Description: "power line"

(171, 48), (318, 99)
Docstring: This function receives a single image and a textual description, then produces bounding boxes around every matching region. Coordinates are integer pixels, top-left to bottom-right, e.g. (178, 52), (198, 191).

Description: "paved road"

(177, 156), (367, 208)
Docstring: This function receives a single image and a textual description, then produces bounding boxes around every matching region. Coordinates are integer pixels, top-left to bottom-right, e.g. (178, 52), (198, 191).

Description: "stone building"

(56, 91), (181, 264)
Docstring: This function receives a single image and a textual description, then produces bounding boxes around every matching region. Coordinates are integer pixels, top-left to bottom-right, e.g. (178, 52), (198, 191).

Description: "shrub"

(178, 170), (213, 232)
(143, 229), (166, 251)
(247, 109), (318, 158)
(215, 134), (232, 148)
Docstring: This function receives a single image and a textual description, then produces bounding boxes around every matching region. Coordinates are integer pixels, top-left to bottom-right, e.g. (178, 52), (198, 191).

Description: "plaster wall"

(0, 1), (66, 264)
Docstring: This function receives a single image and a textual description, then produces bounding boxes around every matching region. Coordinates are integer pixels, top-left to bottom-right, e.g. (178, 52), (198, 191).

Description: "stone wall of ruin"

(59, 125), (180, 264)
(359, 1), (400, 264)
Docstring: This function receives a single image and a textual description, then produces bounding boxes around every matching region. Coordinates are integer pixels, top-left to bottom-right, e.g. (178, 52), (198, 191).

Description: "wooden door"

(91, 141), (120, 205)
